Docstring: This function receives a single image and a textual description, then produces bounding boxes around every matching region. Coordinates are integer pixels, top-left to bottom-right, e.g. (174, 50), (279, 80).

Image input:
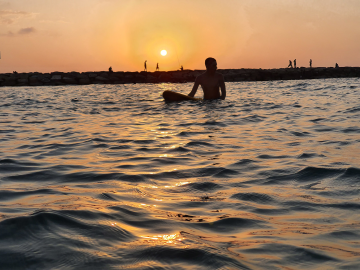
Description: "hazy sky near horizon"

(1, 0), (360, 72)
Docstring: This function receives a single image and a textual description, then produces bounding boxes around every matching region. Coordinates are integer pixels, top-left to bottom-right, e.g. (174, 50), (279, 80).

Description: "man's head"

(205, 57), (217, 72)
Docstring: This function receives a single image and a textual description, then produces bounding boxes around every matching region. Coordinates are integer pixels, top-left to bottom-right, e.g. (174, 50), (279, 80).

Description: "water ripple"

(0, 79), (359, 269)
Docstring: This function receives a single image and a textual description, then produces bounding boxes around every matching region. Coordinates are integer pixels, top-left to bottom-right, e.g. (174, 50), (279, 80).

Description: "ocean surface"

(0, 78), (359, 270)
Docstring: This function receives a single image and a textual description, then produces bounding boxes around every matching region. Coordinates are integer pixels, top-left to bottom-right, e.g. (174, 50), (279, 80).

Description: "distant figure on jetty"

(188, 57), (226, 100)
(156, 63), (159, 71)
(335, 63), (339, 68)
(144, 60), (147, 72)
(287, 60), (293, 68)
(309, 59), (312, 68)
(180, 65), (183, 71)
(13, 71), (18, 74)
(108, 66), (113, 73)
(294, 59), (297, 68)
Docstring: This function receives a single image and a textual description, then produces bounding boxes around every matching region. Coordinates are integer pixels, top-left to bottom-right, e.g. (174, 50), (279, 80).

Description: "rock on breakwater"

(1, 67), (360, 87)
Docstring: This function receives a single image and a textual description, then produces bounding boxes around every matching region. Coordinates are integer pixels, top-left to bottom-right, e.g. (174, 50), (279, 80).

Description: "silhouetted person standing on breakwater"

(108, 66), (113, 73)
(180, 65), (183, 71)
(294, 59), (297, 68)
(310, 59), (312, 68)
(156, 63), (159, 71)
(335, 63), (339, 68)
(144, 61), (147, 72)
(188, 57), (226, 100)
(288, 60), (293, 68)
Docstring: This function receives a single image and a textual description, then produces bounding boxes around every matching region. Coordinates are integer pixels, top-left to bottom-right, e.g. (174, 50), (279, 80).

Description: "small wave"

(213, 168), (240, 177)
(339, 167), (360, 180)
(342, 127), (360, 133)
(326, 203), (360, 210)
(98, 192), (118, 201)
(344, 106), (360, 113)
(5, 171), (147, 183)
(327, 230), (360, 240)
(193, 217), (268, 233)
(243, 243), (339, 263)
(264, 166), (345, 185)
(293, 82), (309, 88)
(182, 181), (222, 192)
(257, 154), (290, 159)
(241, 114), (266, 123)
(91, 137), (114, 143)
(198, 121), (228, 127)
(166, 146), (190, 153)
(132, 139), (157, 145)
(231, 192), (276, 204)
(4, 170), (60, 182)
(177, 131), (210, 137)
(185, 141), (217, 148)
(128, 246), (250, 269)
(118, 174), (147, 183)
(227, 160), (261, 174)
(290, 131), (311, 137)
(0, 210), (135, 269)
(147, 167), (224, 180)
(310, 118), (326, 122)
(0, 159), (40, 173)
(0, 189), (61, 202)
(297, 153), (325, 159)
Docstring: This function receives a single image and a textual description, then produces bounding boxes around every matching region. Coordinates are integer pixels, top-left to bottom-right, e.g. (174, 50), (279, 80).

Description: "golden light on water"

(141, 233), (184, 245)
(161, 50), (167, 56)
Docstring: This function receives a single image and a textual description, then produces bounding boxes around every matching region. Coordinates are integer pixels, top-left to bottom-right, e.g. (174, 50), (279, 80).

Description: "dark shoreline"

(1, 67), (360, 87)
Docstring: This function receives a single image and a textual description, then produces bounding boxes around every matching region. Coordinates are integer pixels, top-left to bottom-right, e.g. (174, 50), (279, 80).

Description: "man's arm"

(188, 76), (200, 97)
(219, 74), (226, 100)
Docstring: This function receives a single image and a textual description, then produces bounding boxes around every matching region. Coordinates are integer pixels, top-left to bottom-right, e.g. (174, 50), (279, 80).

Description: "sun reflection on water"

(141, 233), (184, 245)
(165, 181), (191, 189)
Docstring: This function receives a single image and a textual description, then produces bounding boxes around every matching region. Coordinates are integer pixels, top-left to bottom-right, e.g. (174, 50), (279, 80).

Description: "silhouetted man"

(294, 59), (297, 68)
(144, 60), (147, 72)
(109, 66), (113, 73)
(188, 57), (226, 100)
(335, 63), (339, 68)
(156, 63), (159, 71)
(287, 60), (293, 68)
(309, 59), (312, 68)
(180, 65), (183, 71)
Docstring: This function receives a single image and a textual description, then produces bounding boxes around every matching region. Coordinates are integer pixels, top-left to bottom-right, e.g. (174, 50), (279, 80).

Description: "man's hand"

(188, 77), (200, 97)
(219, 75), (226, 100)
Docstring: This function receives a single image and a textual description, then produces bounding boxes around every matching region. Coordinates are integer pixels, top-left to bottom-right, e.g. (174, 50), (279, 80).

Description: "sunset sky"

(1, 0), (360, 73)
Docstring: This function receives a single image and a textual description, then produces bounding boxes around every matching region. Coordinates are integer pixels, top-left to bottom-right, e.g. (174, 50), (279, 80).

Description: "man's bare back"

(188, 58), (226, 100)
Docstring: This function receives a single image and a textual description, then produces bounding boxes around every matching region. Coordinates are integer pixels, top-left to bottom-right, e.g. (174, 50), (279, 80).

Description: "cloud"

(1, 30), (14, 37)
(1, 17), (12, 24)
(39, 19), (70, 24)
(0, 1), (10, 8)
(0, 9), (36, 25)
(0, 10), (30, 16)
(1, 27), (37, 37)
(18, 27), (36, 35)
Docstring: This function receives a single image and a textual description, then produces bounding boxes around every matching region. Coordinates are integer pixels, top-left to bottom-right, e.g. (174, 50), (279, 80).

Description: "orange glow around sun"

(161, 50), (167, 56)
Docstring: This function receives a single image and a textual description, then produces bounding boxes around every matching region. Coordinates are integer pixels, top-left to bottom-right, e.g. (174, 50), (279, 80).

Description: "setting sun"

(161, 50), (167, 56)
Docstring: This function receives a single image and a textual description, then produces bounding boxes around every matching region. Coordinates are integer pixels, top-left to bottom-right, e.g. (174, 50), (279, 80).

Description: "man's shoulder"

(195, 72), (206, 81)
(215, 72), (224, 79)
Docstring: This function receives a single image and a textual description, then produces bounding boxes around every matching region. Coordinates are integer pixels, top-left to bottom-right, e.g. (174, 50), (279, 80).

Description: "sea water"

(0, 78), (359, 270)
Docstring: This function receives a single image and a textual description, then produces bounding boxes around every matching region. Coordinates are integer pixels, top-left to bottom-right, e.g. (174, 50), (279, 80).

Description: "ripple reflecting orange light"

(141, 233), (184, 245)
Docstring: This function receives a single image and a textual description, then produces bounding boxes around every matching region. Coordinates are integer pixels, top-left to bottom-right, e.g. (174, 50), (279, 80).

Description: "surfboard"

(162, 90), (202, 102)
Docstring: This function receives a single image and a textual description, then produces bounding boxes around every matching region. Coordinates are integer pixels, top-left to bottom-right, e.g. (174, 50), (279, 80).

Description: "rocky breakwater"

(1, 67), (360, 87)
